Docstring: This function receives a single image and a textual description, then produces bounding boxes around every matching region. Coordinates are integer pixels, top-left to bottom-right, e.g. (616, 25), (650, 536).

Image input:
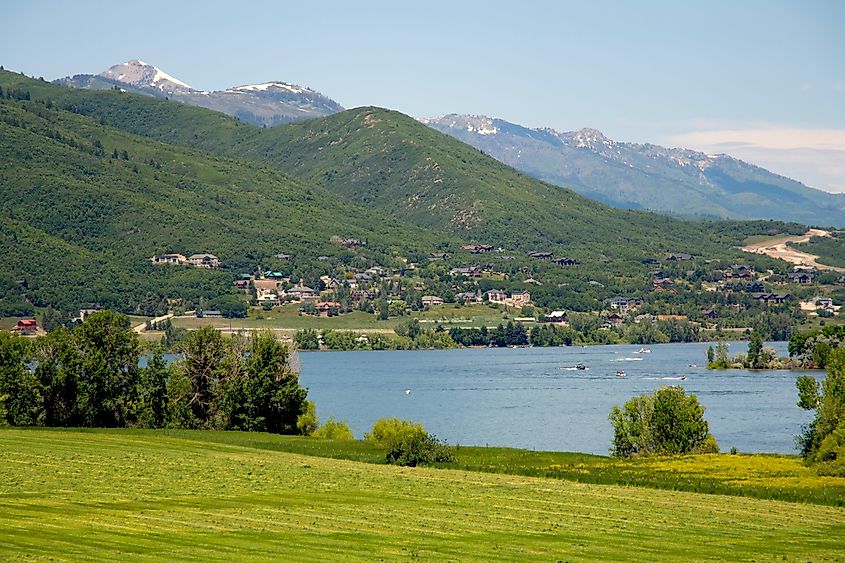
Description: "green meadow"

(1, 429), (843, 561)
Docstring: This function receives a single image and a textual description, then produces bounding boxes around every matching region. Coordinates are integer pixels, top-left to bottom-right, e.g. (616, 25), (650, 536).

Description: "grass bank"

(1, 428), (843, 561)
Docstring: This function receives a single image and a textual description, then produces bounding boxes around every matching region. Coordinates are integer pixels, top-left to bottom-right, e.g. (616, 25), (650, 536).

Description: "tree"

(796, 349), (845, 469)
(708, 341), (730, 369)
(0, 333), (41, 425)
(72, 311), (141, 427)
(294, 328), (320, 350)
(746, 331), (763, 368)
(138, 350), (170, 428)
(609, 386), (719, 457)
(209, 294), (247, 318)
(394, 318), (420, 339)
(229, 332), (308, 433)
(173, 327), (230, 426)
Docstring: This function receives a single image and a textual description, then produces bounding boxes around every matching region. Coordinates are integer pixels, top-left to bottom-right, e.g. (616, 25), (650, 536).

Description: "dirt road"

(741, 229), (844, 272)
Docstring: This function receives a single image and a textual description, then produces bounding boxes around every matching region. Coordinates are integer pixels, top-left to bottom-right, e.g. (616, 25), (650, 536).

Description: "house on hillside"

(656, 314), (688, 322)
(485, 289), (507, 303)
(745, 281), (765, 293)
(450, 266), (483, 278)
(315, 301), (341, 317)
(429, 252), (450, 261)
(150, 253), (187, 265)
(510, 290), (531, 306)
(607, 297), (643, 311)
(606, 313), (624, 327)
(12, 319), (38, 334)
(421, 295), (445, 307)
(554, 257), (577, 266)
(320, 275), (341, 290)
(188, 254), (220, 268)
(455, 292), (482, 303)
(652, 278), (675, 291)
(463, 244), (494, 253)
(528, 251), (554, 260)
(752, 293), (790, 305)
(666, 253), (693, 261)
(800, 296), (836, 315)
(288, 285), (318, 302)
(542, 310), (568, 324)
(200, 310), (223, 318)
(787, 272), (815, 284)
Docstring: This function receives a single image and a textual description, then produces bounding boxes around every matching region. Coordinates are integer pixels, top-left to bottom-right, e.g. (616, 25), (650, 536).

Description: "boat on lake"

(637, 348), (652, 354)
(575, 363), (587, 371)
(616, 370), (626, 377)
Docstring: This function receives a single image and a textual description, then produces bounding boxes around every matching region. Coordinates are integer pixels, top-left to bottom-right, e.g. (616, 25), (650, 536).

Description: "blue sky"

(5, 0), (844, 191)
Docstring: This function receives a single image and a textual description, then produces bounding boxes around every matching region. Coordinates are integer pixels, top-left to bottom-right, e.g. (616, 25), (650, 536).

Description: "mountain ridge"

(55, 59), (344, 126)
(422, 113), (845, 226)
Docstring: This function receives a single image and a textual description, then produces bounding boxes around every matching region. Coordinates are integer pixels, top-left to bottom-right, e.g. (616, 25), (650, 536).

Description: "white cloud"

(665, 127), (845, 193)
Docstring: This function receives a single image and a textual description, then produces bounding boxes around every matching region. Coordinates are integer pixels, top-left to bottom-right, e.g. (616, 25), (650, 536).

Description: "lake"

(299, 341), (816, 455)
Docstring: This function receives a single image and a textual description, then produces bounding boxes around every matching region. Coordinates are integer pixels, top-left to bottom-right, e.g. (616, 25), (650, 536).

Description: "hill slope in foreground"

(1, 429), (843, 561)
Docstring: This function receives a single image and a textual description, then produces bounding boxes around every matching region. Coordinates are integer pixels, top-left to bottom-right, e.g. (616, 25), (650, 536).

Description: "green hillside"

(0, 70), (806, 314)
(1, 429), (843, 561)
(0, 78), (445, 313)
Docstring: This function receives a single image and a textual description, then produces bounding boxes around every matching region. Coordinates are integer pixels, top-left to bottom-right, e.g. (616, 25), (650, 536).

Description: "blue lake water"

(299, 341), (815, 456)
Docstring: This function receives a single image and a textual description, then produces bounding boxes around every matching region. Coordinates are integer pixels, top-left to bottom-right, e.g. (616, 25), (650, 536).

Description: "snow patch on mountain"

(99, 59), (194, 92)
(226, 81), (314, 95)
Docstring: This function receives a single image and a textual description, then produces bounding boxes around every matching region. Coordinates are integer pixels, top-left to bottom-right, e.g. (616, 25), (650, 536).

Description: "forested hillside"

(0, 70), (806, 315)
(0, 76), (445, 314)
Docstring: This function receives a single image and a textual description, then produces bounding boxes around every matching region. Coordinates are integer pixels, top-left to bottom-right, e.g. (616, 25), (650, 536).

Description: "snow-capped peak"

(99, 60), (194, 92)
(226, 81), (314, 95)
(419, 114), (498, 136)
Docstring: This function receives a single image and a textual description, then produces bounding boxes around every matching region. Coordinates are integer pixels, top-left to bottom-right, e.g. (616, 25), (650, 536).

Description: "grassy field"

(1, 429), (843, 561)
(113, 429), (845, 507)
(170, 303), (512, 333)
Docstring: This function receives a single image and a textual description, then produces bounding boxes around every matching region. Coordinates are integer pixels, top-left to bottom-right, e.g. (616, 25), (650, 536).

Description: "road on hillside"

(741, 228), (845, 272)
(133, 313), (174, 334)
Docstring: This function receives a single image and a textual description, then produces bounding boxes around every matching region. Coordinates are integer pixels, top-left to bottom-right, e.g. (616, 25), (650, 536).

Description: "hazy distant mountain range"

(54, 61), (844, 226)
(421, 114), (845, 226)
(56, 60), (343, 126)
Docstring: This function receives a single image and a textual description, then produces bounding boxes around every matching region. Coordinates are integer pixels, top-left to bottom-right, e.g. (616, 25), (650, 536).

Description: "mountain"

(421, 114), (845, 227)
(0, 70), (803, 315)
(0, 70), (439, 313)
(56, 60), (344, 126)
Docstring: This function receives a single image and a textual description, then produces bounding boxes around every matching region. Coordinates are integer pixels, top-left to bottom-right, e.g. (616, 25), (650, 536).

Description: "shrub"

(312, 417), (354, 440)
(296, 400), (319, 436)
(367, 417), (455, 466)
(385, 432), (455, 467)
(610, 386), (719, 457)
(365, 417), (427, 447)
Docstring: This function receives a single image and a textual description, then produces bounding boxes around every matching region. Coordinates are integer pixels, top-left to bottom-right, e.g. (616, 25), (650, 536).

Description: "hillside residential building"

(787, 272), (815, 284)
(510, 290), (531, 306)
(485, 289), (507, 303)
(542, 310), (568, 324)
(150, 253), (187, 265)
(463, 244), (494, 253)
(12, 319), (38, 334)
(188, 254), (220, 268)
(288, 285), (318, 302)
(608, 296), (643, 311)
(421, 295), (445, 306)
